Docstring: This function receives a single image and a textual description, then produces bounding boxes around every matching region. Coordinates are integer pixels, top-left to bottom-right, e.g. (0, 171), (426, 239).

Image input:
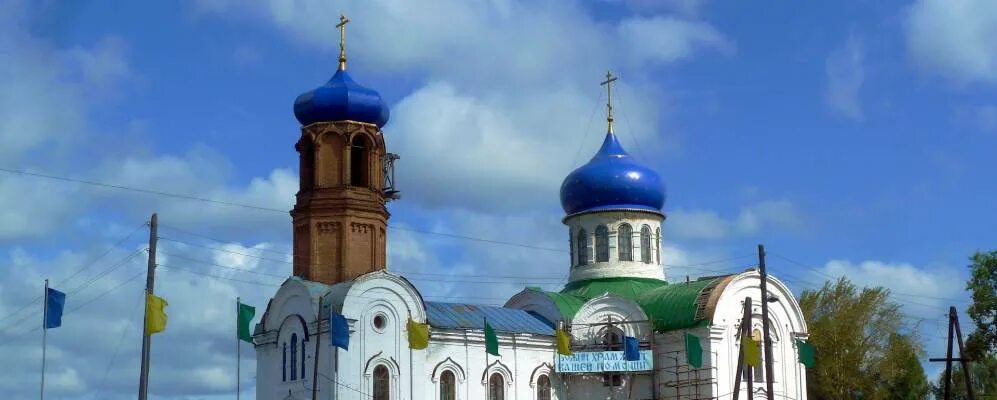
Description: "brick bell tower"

(289, 15), (400, 285)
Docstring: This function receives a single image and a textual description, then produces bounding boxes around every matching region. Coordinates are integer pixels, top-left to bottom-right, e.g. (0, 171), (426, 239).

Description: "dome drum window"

(618, 223), (633, 261)
(576, 229), (589, 266)
(595, 225), (609, 262)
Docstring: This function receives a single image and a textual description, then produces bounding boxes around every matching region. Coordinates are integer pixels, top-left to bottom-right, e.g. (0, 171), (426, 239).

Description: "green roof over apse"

(531, 275), (732, 333)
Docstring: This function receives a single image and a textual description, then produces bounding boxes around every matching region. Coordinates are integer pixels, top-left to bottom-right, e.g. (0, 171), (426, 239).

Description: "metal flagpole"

(236, 296), (241, 400)
(40, 279), (48, 400)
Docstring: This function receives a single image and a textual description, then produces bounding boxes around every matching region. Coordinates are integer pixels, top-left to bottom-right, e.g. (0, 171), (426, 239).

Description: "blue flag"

(329, 310), (350, 350)
(45, 288), (66, 329)
(624, 336), (640, 361)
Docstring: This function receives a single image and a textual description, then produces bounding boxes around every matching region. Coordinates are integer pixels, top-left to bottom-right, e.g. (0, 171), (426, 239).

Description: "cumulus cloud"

(806, 259), (965, 324)
(905, 0), (997, 85)
(667, 199), (805, 240)
(193, 0), (729, 211)
(825, 35), (865, 120)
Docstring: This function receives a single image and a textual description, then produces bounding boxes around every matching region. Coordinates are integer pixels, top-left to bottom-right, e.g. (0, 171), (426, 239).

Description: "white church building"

(253, 19), (809, 400)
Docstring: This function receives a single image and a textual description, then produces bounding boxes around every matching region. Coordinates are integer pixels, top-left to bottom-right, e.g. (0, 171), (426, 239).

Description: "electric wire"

(0, 221), (147, 326)
(0, 248), (146, 335)
(570, 89), (605, 169)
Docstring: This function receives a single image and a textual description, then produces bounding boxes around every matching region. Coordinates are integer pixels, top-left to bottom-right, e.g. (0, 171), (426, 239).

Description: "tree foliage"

(930, 354), (997, 399)
(966, 250), (997, 359)
(800, 277), (928, 399)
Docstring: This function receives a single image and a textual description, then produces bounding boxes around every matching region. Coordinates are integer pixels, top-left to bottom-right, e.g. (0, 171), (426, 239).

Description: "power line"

(157, 251), (288, 279)
(0, 167), (287, 213)
(768, 252), (965, 302)
(0, 249), (146, 335)
(0, 221), (147, 326)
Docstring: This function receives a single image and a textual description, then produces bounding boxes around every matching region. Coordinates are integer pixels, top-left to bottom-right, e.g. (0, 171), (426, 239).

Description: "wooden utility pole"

(311, 297), (323, 400)
(929, 306), (975, 400)
(758, 244), (775, 398)
(138, 213), (158, 400)
(733, 297), (753, 400)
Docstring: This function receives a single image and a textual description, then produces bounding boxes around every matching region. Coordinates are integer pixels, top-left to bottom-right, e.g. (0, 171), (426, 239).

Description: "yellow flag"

(145, 293), (168, 335)
(407, 318), (429, 350)
(742, 335), (761, 367)
(556, 328), (572, 355)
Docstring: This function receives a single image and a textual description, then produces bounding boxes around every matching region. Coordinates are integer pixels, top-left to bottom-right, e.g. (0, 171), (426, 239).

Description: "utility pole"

(311, 297), (323, 400)
(758, 244), (775, 398)
(138, 213), (158, 400)
(733, 297), (753, 400)
(929, 306), (975, 400)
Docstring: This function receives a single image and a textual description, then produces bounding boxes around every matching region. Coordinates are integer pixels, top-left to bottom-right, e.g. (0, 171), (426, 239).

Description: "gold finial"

(337, 14), (351, 70)
(600, 69), (618, 133)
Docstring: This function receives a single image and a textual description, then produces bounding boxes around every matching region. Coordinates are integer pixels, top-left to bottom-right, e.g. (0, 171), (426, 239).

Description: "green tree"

(883, 333), (930, 399)
(800, 277), (928, 400)
(930, 354), (997, 399)
(966, 251), (997, 359)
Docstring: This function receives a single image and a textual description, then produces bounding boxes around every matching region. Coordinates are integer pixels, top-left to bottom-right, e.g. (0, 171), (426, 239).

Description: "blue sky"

(1, 0), (995, 398)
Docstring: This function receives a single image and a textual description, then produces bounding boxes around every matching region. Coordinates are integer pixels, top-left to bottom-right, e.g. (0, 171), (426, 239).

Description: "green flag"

(796, 339), (815, 368)
(484, 319), (499, 356)
(237, 302), (256, 343)
(685, 333), (703, 368)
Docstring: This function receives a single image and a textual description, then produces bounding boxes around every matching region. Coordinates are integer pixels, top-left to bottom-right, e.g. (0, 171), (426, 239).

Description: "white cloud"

(905, 0), (997, 85)
(192, 0), (729, 211)
(809, 259), (966, 320)
(618, 16), (731, 66)
(825, 35), (865, 120)
(667, 199), (805, 240)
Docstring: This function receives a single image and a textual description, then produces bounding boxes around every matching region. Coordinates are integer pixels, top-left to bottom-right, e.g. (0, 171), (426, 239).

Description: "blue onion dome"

(293, 68), (390, 127)
(560, 132), (666, 215)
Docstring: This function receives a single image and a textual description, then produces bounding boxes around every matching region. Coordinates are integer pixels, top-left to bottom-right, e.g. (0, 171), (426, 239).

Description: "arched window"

(640, 225), (652, 263)
(301, 339), (307, 380)
(290, 333), (298, 380)
(617, 224), (633, 261)
(488, 373), (504, 400)
(440, 370), (456, 400)
(373, 365), (390, 400)
(282, 342), (287, 382)
(536, 375), (551, 400)
(576, 229), (588, 266)
(568, 231), (575, 266)
(656, 227), (661, 264)
(299, 138), (314, 191)
(350, 135), (369, 187)
(595, 225), (609, 262)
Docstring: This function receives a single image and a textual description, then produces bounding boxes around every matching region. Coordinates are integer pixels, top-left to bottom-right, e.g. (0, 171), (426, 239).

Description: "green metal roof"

(637, 277), (726, 332)
(561, 277), (667, 300)
(530, 276), (731, 332)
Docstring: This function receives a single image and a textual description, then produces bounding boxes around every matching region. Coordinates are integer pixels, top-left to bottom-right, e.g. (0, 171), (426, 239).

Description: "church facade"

(254, 19), (809, 400)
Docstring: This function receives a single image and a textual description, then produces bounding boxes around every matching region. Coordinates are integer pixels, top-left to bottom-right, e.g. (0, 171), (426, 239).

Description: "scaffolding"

(657, 348), (720, 400)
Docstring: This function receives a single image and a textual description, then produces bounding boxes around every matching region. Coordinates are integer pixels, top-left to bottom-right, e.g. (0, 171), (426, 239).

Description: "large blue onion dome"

(293, 68), (390, 127)
(560, 132), (666, 215)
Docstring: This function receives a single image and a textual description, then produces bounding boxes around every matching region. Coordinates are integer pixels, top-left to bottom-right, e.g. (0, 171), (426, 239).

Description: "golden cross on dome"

(600, 70), (618, 133)
(337, 14), (351, 70)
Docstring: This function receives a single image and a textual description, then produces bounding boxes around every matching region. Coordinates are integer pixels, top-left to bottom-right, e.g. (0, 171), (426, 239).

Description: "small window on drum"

(595, 225), (609, 262)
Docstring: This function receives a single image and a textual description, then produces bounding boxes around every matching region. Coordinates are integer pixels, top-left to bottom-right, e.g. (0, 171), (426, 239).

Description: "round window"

(373, 314), (387, 331)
